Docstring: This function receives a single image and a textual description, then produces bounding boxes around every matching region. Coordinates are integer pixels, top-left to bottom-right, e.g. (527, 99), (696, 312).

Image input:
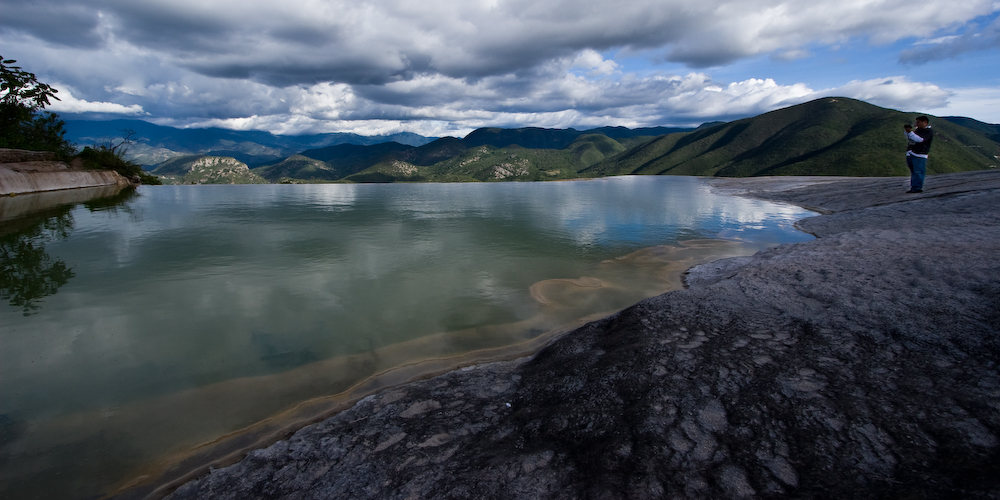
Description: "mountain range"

(61, 119), (437, 167)
(69, 98), (1000, 184)
(61, 119), (694, 170)
(245, 130), (673, 183)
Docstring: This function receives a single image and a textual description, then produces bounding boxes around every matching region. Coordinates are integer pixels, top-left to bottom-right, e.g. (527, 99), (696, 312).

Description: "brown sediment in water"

(3, 238), (760, 500)
(528, 239), (755, 307)
(106, 323), (585, 500)
(529, 276), (604, 305)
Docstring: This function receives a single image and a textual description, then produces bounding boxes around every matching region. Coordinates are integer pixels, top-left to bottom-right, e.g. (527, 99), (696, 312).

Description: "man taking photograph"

(904, 116), (933, 193)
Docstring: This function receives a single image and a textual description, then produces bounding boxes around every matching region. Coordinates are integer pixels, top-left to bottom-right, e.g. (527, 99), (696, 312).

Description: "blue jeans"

(907, 155), (926, 190)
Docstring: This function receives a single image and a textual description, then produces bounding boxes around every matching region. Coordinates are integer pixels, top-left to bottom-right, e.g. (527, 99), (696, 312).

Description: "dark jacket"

(907, 127), (933, 156)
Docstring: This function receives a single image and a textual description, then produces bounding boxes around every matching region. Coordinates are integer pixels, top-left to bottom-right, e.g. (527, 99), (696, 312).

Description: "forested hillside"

(584, 98), (999, 177)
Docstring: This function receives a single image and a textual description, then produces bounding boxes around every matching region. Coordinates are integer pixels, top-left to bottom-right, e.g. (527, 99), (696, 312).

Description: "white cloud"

(144, 72), (818, 134)
(572, 50), (619, 76)
(122, 70), (974, 135)
(924, 87), (1000, 123)
(821, 77), (952, 110)
(46, 87), (146, 115)
(5, 0), (996, 85)
(161, 115), (465, 138)
(915, 35), (963, 46)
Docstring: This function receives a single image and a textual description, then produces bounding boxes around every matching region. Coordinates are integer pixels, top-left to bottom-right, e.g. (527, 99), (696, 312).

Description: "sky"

(2, 0), (998, 138)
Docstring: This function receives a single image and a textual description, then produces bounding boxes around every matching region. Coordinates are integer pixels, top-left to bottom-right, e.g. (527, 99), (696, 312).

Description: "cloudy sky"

(2, 0), (998, 137)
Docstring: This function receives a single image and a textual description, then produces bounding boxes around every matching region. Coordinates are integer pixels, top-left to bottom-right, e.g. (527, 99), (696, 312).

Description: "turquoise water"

(0, 177), (814, 499)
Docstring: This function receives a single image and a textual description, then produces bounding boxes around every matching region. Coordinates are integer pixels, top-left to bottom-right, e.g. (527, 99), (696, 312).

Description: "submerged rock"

(166, 171), (1000, 499)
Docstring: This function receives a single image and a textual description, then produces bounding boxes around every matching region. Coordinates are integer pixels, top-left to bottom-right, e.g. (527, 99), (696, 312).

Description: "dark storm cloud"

(1, 0), (994, 133)
(0, 1), (103, 47)
(4, 0), (994, 86)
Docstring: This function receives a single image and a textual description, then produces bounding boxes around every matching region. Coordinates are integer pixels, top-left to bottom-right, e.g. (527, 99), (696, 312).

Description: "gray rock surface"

(167, 171), (1000, 499)
(0, 148), (130, 195)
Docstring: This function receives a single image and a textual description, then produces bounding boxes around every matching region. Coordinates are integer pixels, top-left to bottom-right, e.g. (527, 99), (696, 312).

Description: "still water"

(0, 177), (814, 499)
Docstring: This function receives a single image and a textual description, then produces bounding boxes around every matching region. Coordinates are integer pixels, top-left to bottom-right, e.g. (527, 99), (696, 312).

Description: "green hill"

(433, 145), (580, 181)
(252, 154), (341, 182)
(585, 126), (693, 142)
(567, 134), (627, 168)
(298, 142), (412, 163)
(344, 134), (632, 183)
(342, 159), (428, 183)
(943, 117), (1000, 143)
(460, 125), (692, 151)
(462, 127), (585, 150)
(399, 137), (469, 166)
(151, 155), (268, 184)
(294, 142), (413, 178)
(585, 97), (1000, 177)
(151, 155), (204, 176)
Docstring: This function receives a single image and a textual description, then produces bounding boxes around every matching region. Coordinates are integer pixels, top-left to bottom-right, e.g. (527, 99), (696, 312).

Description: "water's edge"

(0, 177), (819, 500)
(108, 177), (828, 500)
(108, 237), (761, 500)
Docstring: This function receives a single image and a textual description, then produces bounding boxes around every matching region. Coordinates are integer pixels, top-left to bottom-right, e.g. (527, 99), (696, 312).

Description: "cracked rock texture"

(167, 170), (1000, 499)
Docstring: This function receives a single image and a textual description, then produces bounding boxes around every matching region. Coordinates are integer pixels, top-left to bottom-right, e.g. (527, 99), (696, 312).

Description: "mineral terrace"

(166, 170), (1000, 500)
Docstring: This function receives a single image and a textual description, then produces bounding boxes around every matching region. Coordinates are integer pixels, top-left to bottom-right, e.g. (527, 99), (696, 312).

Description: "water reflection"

(0, 187), (136, 315)
(0, 178), (815, 500)
(0, 211), (75, 315)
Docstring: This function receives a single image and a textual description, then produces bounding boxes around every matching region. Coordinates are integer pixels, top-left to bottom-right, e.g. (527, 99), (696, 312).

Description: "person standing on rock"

(903, 116), (933, 193)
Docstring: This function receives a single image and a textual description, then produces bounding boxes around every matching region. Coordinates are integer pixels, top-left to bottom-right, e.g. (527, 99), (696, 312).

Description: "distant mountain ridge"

(62, 119), (437, 167)
(255, 142), (414, 181)
(62, 119), (694, 169)
(461, 126), (691, 150)
(66, 98), (999, 184)
(243, 125), (686, 183)
(260, 130), (656, 183)
(942, 117), (1000, 143)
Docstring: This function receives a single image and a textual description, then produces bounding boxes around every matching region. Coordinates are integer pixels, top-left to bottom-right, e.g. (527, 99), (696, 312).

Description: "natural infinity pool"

(0, 176), (814, 499)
